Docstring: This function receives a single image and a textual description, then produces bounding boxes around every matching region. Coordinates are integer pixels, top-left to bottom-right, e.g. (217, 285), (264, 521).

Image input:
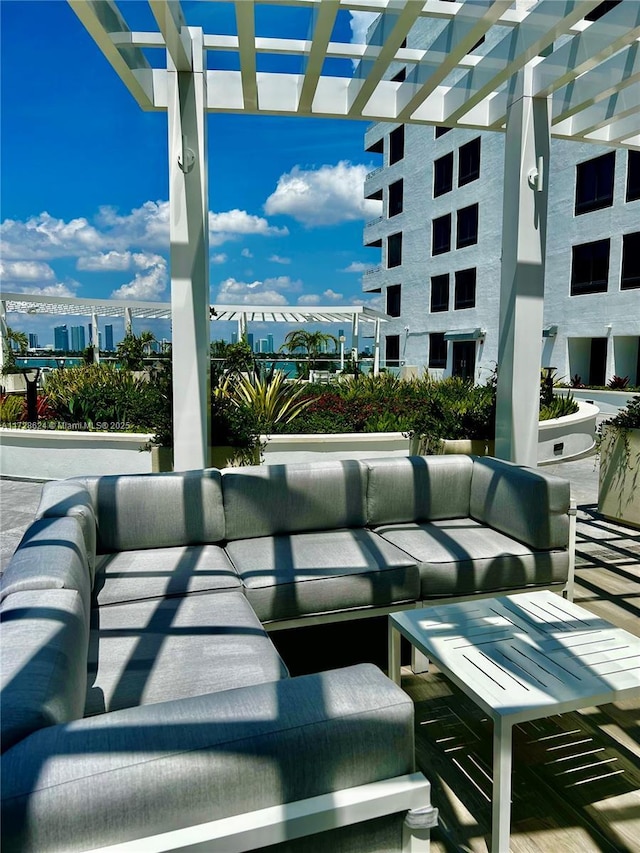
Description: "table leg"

(491, 718), (513, 853)
(388, 622), (402, 685)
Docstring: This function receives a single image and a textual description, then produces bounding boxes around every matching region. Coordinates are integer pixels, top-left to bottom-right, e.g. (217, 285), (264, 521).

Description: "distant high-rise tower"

(28, 333), (39, 349)
(247, 333), (254, 351)
(267, 333), (274, 352)
(104, 325), (114, 351)
(70, 326), (86, 352)
(54, 325), (69, 352)
(231, 332), (238, 345)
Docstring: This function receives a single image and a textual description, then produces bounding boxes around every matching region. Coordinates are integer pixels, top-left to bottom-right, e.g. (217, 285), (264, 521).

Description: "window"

(571, 239), (610, 295)
(454, 268), (476, 309)
(391, 68), (406, 83)
(386, 284), (402, 316)
(458, 137), (481, 186)
(428, 333), (447, 368)
(432, 214), (451, 255)
(621, 232), (640, 290)
(434, 126), (452, 139)
(386, 334), (400, 367)
(433, 152), (453, 197)
(430, 274), (449, 313)
(389, 125), (405, 165)
(387, 232), (402, 268)
(575, 152), (615, 214)
(627, 151), (640, 202)
(456, 203), (479, 249)
(388, 180), (403, 217)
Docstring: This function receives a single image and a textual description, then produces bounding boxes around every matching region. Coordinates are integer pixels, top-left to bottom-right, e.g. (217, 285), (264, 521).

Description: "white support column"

(124, 307), (133, 336)
(91, 312), (100, 364)
(167, 27), (210, 471)
(495, 64), (551, 467)
(373, 319), (381, 376)
(0, 301), (7, 373)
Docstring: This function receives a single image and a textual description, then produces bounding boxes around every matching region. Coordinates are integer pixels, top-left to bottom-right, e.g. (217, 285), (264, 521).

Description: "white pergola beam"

(67, 0), (157, 110)
(554, 83), (640, 139)
(235, 0), (259, 112)
(587, 111), (640, 145)
(149, 0), (192, 72)
(442, 0), (602, 125)
(299, 0), (340, 113)
(533, 2), (640, 98)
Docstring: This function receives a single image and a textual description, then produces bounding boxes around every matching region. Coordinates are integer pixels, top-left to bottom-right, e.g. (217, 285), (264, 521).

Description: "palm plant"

(2, 326), (28, 373)
(280, 329), (338, 372)
(216, 371), (312, 432)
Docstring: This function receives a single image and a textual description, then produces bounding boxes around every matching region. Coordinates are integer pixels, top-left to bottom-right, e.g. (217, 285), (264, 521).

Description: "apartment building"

(362, 12), (640, 387)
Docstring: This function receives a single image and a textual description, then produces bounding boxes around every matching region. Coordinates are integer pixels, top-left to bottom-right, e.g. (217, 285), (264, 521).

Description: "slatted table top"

(391, 592), (640, 725)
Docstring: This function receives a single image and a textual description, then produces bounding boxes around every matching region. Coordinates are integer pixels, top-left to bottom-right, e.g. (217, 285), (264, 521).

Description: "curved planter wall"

(1, 403), (598, 480)
(0, 429), (154, 480)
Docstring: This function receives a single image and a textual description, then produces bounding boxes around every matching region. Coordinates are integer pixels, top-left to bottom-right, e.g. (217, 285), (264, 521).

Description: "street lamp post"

(339, 335), (346, 371)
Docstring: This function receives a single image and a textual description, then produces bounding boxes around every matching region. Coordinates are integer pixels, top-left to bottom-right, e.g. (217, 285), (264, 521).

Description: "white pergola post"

(167, 26), (210, 471)
(91, 311), (100, 364)
(351, 314), (359, 370)
(0, 301), (7, 373)
(495, 64), (551, 467)
(373, 319), (381, 376)
(124, 307), (133, 336)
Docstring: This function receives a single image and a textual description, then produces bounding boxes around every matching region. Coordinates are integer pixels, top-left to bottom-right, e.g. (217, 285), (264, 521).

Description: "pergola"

(65, 0), (639, 470)
(1, 291), (387, 370)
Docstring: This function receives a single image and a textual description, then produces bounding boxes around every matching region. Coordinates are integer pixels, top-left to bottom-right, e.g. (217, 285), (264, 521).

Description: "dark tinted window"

(575, 152), (615, 214)
(429, 333), (447, 368)
(386, 284), (402, 316)
(454, 268), (476, 309)
(621, 232), (640, 290)
(391, 68), (406, 83)
(430, 274), (449, 312)
(458, 137), (481, 186)
(585, 1), (621, 21)
(432, 214), (451, 255)
(434, 152), (453, 197)
(626, 151), (640, 202)
(387, 232), (402, 268)
(389, 180), (403, 217)
(434, 126), (452, 139)
(457, 203), (479, 249)
(386, 334), (400, 367)
(389, 125), (405, 165)
(571, 239), (610, 294)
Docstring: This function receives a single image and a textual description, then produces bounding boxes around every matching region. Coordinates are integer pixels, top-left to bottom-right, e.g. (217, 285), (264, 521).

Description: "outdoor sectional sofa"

(1, 454), (575, 852)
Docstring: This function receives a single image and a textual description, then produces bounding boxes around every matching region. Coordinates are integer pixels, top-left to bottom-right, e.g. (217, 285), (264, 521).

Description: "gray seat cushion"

(226, 528), (419, 623)
(375, 518), (569, 598)
(85, 590), (288, 715)
(2, 664), (413, 853)
(35, 480), (97, 579)
(94, 544), (241, 607)
(1, 589), (88, 753)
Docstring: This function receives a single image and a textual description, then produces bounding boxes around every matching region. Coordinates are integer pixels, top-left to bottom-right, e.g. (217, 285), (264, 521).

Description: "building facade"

(363, 15), (640, 388)
(70, 325), (86, 353)
(53, 325), (69, 352)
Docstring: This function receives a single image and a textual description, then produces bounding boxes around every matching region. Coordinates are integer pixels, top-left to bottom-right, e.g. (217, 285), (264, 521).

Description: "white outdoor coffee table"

(389, 590), (640, 853)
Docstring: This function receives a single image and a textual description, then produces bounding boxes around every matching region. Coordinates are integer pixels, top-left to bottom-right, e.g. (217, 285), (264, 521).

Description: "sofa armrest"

(470, 457), (571, 550)
(35, 481), (97, 580)
(1, 664), (415, 853)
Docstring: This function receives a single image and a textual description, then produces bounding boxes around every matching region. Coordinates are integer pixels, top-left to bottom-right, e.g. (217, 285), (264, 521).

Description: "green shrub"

(539, 393), (579, 421)
(0, 395), (25, 423)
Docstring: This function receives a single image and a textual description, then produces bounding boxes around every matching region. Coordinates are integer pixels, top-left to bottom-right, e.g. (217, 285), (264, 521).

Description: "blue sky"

(0, 1), (382, 349)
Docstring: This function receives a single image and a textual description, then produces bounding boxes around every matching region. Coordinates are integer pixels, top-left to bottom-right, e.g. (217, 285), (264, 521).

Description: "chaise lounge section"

(1, 454), (574, 851)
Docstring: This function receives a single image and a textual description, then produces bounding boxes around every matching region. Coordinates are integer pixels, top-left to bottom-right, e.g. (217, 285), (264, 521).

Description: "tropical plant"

(139, 330), (156, 355)
(539, 393), (579, 421)
(2, 327), (28, 374)
(217, 371), (312, 432)
(607, 374), (629, 390)
(116, 332), (148, 370)
(0, 394), (25, 423)
(280, 329), (338, 371)
(210, 394), (263, 464)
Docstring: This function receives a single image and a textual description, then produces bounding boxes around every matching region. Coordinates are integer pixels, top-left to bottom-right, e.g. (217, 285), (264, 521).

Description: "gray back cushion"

(0, 517), (92, 616)
(76, 469), (225, 553)
(222, 460), (368, 541)
(366, 455), (474, 526)
(36, 480), (97, 579)
(470, 457), (570, 550)
(1, 588), (88, 753)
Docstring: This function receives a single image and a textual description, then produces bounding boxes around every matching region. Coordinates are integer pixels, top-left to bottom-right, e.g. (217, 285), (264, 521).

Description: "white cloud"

(264, 161), (382, 227)
(297, 288), (343, 306)
(215, 275), (301, 305)
(269, 254), (291, 265)
(110, 258), (168, 301)
(209, 209), (288, 246)
(241, 248), (253, 258)
(0, 260), (56, 281)
(297, 294), (321, 306)
(342, 261), (376, 273)
(211, 253), (228, 264)
(0, 213), (104, 260)
(7, 282), (79, 298)
(349, 11), (379, 45)
(77, 251), (132, 271)
(323, 289), (343, 302)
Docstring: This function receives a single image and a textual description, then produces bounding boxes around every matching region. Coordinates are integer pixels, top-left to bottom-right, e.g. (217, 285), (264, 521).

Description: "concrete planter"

(0, 374), (27, 393)
(410, 436), (495, 456)
(598, 427), (640, 529)
(150, 445), (261, 472)
(262, 431), (410, 455)
(0, 428), (154, 480)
